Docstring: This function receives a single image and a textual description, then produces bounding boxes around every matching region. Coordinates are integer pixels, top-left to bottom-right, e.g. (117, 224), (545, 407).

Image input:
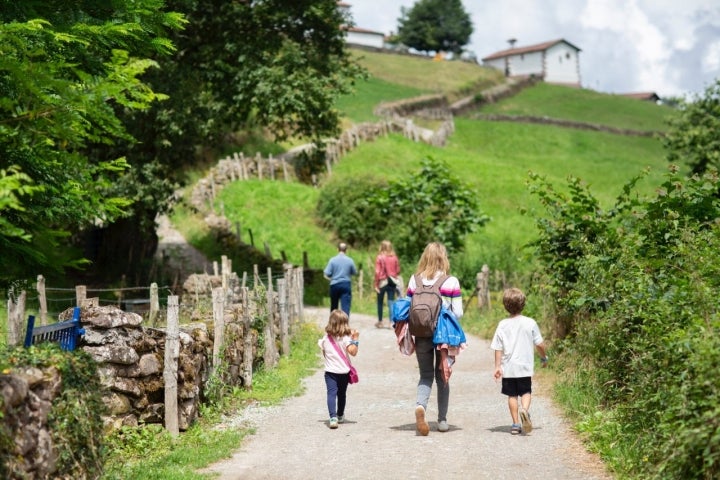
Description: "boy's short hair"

(502, 288), (526, 315)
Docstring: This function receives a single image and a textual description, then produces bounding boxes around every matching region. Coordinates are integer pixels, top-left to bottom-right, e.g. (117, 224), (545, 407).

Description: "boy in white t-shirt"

(491, 288), (548, 435)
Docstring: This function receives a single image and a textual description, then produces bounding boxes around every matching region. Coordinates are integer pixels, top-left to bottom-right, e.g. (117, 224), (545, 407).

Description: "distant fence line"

(5, 258), (303, 346)
(471, 113), (661, 137)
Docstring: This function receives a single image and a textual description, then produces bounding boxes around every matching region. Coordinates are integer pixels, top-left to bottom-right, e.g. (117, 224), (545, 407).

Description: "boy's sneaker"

(519, 409), (533, 434)
(438, 420), (449, 432)
(511, 423), (521, 435)
(375, 322), (383, 328)
(337, 415), (345, 424)
(329, 417), (339, 429)
(415, 405), (430, 436)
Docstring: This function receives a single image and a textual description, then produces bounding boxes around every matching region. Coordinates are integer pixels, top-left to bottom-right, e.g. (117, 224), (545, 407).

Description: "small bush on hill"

(317, 156), (488, 262)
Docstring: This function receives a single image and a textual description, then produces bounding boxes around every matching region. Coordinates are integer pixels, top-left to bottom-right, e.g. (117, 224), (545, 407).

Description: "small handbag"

(328, 335), (359, 384)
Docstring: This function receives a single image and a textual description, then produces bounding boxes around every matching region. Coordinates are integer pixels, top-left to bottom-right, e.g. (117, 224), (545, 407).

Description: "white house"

(345, 27), (385, 49)
(482, 39), (582, 87)
(337, 2), (386, 49)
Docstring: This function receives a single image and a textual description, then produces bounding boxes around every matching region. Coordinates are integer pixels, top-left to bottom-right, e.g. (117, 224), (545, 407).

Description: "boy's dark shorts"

(501, 377), (532, 396)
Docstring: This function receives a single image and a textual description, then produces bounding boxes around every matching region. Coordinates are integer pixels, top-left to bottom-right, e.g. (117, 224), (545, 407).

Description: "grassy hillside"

(349, 49), (504, 97)
(479, 82), (674, 132)
(182, 52), (677, 308)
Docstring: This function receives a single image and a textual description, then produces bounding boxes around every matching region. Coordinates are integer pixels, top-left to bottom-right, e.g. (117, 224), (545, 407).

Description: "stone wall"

(1, 278), (283, 478)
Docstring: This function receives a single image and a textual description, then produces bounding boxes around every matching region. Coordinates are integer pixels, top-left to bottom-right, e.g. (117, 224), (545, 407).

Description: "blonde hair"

(502, 288), (526, 315)
(378, 240), (395, 256)
(325, 309), (351, 337)
(415, 242), (450, 279)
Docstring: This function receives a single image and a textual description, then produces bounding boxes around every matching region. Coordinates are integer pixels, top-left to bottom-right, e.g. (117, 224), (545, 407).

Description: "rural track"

(202, 307), (612, 480)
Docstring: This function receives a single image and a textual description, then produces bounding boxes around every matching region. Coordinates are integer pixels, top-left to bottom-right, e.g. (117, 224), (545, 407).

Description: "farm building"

(337, 1), (386, 49)
(482, 38), (582, 87)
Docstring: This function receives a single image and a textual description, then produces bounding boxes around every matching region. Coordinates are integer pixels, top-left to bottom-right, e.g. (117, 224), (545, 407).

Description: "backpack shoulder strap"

(431, 274), (450, 294)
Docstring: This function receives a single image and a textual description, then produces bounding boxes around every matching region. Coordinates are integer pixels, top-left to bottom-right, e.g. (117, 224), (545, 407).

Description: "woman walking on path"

(318, 309), (359, 429)
(406, 242), (463, 435)
(373, 240), (401, 329)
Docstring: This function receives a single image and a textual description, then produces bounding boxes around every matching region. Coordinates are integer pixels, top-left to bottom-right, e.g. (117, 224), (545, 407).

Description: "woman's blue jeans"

(376, 282), (396, 322)
(415, 336), (449, 422)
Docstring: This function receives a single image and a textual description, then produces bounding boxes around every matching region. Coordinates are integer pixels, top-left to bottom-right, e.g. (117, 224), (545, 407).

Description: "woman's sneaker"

(329, 417), (339, 429)
(415, 405), (430, 436)
(511, 423), (521, 435)
(519, 408), (533, 434)
(337, 415), (345, 424)
(438, 420), (449, 432)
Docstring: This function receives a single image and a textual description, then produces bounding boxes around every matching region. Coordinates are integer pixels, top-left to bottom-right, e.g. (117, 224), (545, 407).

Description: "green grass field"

(479, 82), (674, 132)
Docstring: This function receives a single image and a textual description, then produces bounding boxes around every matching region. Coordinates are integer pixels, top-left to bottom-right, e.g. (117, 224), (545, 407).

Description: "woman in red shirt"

(373, 240), (401, 328)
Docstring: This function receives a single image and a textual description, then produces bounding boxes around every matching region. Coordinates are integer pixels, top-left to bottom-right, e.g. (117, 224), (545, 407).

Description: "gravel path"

(202, 307), (612, 480)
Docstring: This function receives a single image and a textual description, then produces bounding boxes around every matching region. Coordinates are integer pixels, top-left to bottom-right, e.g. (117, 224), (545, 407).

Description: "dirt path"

(202, 307), (612, 480)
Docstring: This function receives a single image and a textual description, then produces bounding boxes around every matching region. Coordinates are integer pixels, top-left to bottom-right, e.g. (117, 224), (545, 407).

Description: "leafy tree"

(0, 1), (184, 287)
(664, 78), (720, 174)
(81, 0), (366, 283)
(397, 0), (473, 55)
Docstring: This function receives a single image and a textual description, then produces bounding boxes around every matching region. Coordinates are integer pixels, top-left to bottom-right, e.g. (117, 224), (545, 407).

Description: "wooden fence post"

(163, 295), (180, 436)
(212, 287), (225, 374)
(149, 282), (159, 326)
(241, 287), (253, 389)
(477, 264), (491, 311)
(37, 275), (47, 326)
(264, 267), (278, 368)
(76, 285), (87, 307)
(278, 279), (290, 355)
(7, 289), (26, 347)
(284, 265), (295, 323)
(295, 267), (304, 321)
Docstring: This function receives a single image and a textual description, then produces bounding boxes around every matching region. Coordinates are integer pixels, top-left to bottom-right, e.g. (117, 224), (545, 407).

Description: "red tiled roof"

(347, 26), (384, 35)
(482, 39), (581, 61)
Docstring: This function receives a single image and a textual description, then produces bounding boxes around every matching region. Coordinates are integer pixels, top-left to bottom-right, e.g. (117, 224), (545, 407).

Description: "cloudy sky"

(348, 0), (720, 98)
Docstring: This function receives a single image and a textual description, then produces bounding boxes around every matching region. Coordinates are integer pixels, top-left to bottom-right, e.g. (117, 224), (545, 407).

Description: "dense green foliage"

(396, 0), (473, 55)
(0, 343), (105, 479)
(664, 79), (720, 173)
(317, 157), (487, 262)
(531, 166), (720, 478)
(0, 0), (366, 288)
(0, 0), (184, 287)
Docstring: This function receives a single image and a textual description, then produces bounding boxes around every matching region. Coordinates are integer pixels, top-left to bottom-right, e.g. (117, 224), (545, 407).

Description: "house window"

(566, 52), (571, 59)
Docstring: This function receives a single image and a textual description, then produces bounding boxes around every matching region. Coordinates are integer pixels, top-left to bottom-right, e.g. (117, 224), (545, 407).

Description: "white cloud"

(703, 40), (720, 72)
